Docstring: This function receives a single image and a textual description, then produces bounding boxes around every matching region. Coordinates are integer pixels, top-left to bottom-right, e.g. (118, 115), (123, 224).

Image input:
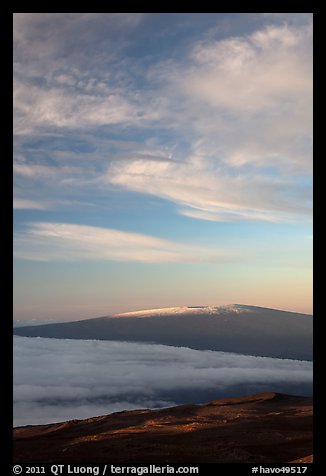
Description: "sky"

(13, 336), (312, 426)
(13, 13), (313, 321)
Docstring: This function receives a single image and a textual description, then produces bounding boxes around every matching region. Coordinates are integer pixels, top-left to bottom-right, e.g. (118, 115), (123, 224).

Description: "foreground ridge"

(14, 392), (312, 464)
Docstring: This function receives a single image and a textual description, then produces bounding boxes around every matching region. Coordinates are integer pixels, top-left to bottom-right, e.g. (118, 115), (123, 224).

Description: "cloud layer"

(14, 336), (312, 426)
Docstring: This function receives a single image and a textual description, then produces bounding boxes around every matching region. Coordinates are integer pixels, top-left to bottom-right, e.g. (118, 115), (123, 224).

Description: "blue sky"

(13, 13), (313, 320)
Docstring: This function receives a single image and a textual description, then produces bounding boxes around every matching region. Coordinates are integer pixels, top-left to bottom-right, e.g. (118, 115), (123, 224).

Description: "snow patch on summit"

(114, 304), (249, 318)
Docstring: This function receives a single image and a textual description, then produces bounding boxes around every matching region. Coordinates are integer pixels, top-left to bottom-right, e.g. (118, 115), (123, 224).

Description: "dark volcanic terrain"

(14, 392), (312, 464)
(13, 305), (313, 360)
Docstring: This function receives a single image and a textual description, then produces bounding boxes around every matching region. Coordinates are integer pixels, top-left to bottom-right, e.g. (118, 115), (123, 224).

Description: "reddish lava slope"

(14, 392), (312, 464)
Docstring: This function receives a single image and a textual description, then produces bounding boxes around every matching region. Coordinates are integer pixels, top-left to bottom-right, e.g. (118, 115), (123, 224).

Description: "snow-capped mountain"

(13, 304), (312, 360)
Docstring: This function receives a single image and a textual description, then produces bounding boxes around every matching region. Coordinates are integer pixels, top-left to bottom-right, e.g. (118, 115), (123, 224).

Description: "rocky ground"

(14, 392), (312, 464)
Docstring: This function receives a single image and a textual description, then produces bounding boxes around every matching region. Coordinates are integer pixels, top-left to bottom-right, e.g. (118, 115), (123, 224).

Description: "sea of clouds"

(14, 336), (312, 426)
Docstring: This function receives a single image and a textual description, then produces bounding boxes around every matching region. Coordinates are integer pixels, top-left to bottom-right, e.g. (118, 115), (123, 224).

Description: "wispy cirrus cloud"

(106, 157), (311, 223)
(13, 80), (143, 135)
(13, 13), (148, 136)
(13, 199), (48, 210)
(102, 21), (312, 223)
(13, 14), (312, 224)
(14, 222), (235, 264)
(13, 159), (83, 179)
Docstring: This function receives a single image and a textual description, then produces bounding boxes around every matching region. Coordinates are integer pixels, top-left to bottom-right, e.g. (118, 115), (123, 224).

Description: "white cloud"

(13, 81), (139, 135)
(180, 23), (312, 115)
(14, 222), (235, 264)
(106, 158), (310, 223)
(13, 199), (47, 210)
(13, 336), (312, 426)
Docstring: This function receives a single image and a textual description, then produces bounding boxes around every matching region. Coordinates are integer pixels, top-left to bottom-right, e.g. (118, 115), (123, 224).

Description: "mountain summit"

(114, 303), (250, 317)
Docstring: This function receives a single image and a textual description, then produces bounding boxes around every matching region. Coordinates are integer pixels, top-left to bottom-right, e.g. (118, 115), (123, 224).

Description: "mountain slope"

(13, 304), (313, 360)
(13, 392), (313, 464)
